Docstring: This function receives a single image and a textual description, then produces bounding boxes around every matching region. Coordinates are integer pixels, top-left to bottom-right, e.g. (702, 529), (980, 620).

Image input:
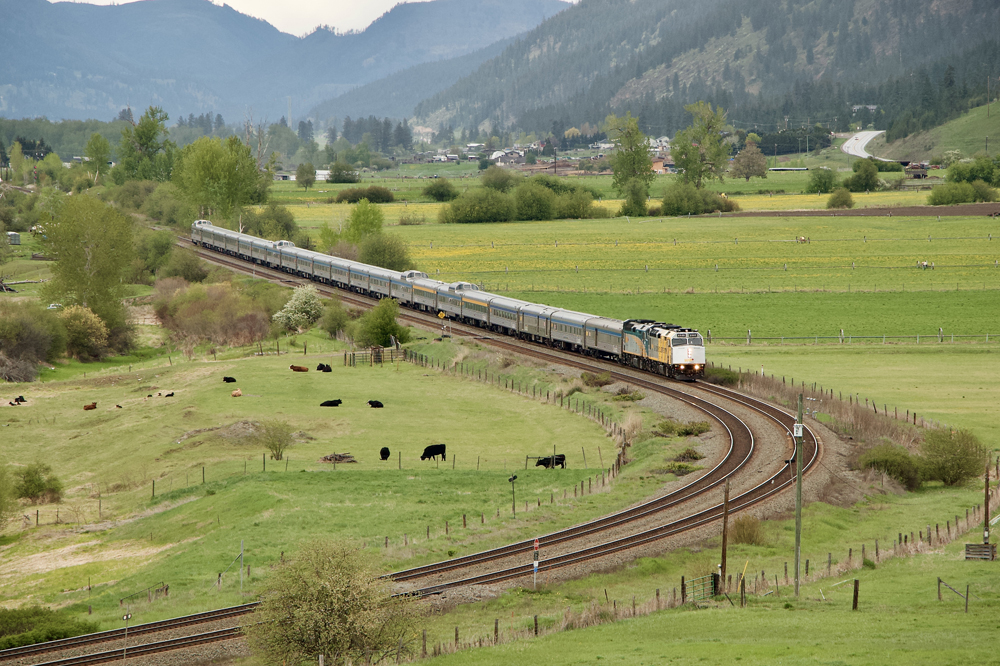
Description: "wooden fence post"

(852, 579), (859, 610)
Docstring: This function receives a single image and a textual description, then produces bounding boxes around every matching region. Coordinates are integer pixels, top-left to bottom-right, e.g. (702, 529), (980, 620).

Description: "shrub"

(0, 300), (67, 367)
(703, 366), (739, 386)
(612, 386), (644, 401)
(60, 305), (109, 360)
(858, 443), (922, 490)
(253, 420), (294, 461)
(0, 353), (38, 383)
(335, 186), (394, 204)
(947, 155), (997, 186)
(109, 180), (157, 210)
(0, 607), (98, 650)
(423, 178), (458, 202)
(351, 298), (411, 347)
(141, 182), (195, 225)
(160, 248), (210, 282)
(0, 466), (17, 531)
(618, 178), (649, 217)
(827, 188), (855, 209)
(241, 202), (298, 240)
(14, 462), (63, 504)
(920, 428), (987, 486)
(661, 181), (739, 216)
(555, 189), (607, 219)
(320, 299), (352, 338)
(674, 447), (705, 462)
(358, 233), (416, 271)
(342, 200), (385, 242)
(676, 421), (711, 436)
(730, 515), (766, 545)
(439, 188), (515, 224)
(397, 213), (424, 226)
(970, 179), (998, 202)
(660, 461), (698, 476)
(326, 161), (359, 184)
(581, 371), (613, 387)
(655, 419), (710, 437)
(514, 181), (556, 221)
(843, 159), (879, 192)
(805, 168), (838, 194)
(927, 181), (976, 205)
(480, 165), (520, 192)
(272, 285), (324, 333)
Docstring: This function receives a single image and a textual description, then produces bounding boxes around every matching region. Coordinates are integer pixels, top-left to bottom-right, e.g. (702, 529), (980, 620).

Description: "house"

(6, 231), (20, 245)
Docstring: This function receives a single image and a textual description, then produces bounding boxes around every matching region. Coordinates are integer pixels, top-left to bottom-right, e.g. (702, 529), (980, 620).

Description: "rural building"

(6, 231), (20, 245)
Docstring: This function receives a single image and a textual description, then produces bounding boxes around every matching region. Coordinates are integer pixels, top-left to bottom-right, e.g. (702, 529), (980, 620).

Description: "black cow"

(164, 392), (174, 397)
(368, 400), (384, 408)
(223, 376), (236, 383)
(14, 396), (25, 403)
(321, 364), (332, 372)
(420, 444), (446, 461)
(380, 447), (391, 461)
(320, 399), (343, 407)
(535, 454), (566, 469)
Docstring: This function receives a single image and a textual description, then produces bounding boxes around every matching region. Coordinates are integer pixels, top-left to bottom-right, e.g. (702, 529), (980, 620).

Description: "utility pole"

(794, 393), (804, 597)
(721, 479), (730, 585)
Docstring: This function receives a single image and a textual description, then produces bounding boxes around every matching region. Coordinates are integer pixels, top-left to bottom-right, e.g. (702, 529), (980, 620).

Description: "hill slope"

(0, 0), (567, 122)
(414, 0), (999, 135)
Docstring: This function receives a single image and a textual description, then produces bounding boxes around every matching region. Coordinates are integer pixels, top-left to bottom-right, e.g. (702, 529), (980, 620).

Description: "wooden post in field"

(681, 576), (686, 604)
(494, 618), (499, 643)
(938, 577), (942, 601)
(852, 579), (859, 610)
(422, 630), (427, 657)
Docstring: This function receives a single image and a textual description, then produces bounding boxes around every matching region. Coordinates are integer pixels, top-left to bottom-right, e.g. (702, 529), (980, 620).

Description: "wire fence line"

(706, 331), (996, 345)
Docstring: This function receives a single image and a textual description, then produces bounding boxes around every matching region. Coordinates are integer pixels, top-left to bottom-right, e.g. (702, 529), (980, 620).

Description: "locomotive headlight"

(694, 364), (700, 370)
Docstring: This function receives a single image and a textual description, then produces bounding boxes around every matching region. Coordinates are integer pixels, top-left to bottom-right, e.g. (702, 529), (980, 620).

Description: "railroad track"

(184, 239), (822, 593)
(28, 628), (242, 666)
(0, 605), (255, 664)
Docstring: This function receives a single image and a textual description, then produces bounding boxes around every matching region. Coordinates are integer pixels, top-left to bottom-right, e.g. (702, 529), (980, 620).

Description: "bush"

(927, 181), (976, 205)
(843, 159), (879, 192)
(141, 182), (196, 225)
(480, 165), (520, 192)
(514, 181), (556, 220)
(0, 607), (98, 650)
(618, 178), (649, 217)
(241, 202), (298, 240)
(612, 386), (644, 401)
(253, 420), (294, 461)
(674, 447), (705, 462)
(661, 182), (739, 216)
(423, 178), (459, 202)
(342, 200), (385, 242)
(730, 515), (766, 545)
(703, 366), (738, 386)
(320, 299), (352, 338)
(581, 371), (613, 387)
(947, 155), (997, 186)
(272, 285), (324, 333)
(827, 188), (855, 209)
(160, 248), (210, 283)
(970, 179), (998, 202)
(351, 297), (411, 348)
(655, 419), (710, 437)
(14, 462), (63, 504)
(555, 189), (607, 219)
(858, 443), (922, 490)
(439, 188), (516, 224)
(358, 233), (416, 271)
(805, 168), (838, 194)
(60, 305), (109, 359)
(660, 461), (699, 476)
(335, 186), (394, 204)
(108, 180), (157, 211)
(0, 300), (67, 368)
(920, 428), (987, 486)
(0, 465), (17, 531)
(397, 213), (425, 226)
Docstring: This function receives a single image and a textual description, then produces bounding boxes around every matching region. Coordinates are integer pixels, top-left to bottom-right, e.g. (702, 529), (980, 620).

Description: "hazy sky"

(63, 0), (435, 36)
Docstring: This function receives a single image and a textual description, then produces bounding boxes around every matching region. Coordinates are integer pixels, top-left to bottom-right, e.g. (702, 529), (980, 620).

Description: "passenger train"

(191, 220), (706, 379)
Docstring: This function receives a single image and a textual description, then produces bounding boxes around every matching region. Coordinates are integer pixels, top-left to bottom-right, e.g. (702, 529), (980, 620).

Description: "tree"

(342, 200), (384, 243)
(359, 234), (416, 271)
(113, 106), (175, 184)
(729, 141), (767, 182)
(272, 285), (324, 332)
(618, 178), (649, 217)
(353, 298), (410, 347)
(296, 162), (316, 191)
(806, 168), (838, 194)
(60, 305), (109, 359)
(843, 159), (879, 192)
(514, 181), (556, 220)
(42, 196), (134, 334)
(243, 541), (417, 665)
(252, 419), (294, 461)
(671, 101), (731, 188)
(604, 112), (653, 195)
(423, 178), (459, 201)
(826, 188), (854, 209)
(481, 165), (519, 192)
(83, 133), (111, 184)
(173, 136), (262, 218)
(326, 161), (359, 184)
(0, 466), (18, 531)
(320, 299), (351, 338)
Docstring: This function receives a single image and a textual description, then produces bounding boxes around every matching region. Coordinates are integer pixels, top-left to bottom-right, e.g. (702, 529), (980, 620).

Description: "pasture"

(0, 345), (705, 627)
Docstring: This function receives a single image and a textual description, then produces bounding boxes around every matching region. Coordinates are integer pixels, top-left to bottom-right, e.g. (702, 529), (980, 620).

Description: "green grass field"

(873, 102), (1000, 163)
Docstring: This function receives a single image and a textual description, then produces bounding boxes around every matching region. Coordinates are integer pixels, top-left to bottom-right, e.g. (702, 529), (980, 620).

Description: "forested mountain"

(0, 0), (567, 123)
(413, 0), (1000, 140)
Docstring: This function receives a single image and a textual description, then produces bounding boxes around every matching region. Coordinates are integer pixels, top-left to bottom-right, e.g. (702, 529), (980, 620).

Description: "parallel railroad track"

(0, 605), (255, 663)
(28, 627), (243, 666)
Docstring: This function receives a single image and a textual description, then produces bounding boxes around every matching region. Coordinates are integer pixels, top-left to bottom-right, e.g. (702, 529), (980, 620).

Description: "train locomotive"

(191, 220), (706, 380)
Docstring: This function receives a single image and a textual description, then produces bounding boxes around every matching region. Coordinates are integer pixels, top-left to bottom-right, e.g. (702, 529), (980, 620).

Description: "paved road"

(841, 130), (885, 159)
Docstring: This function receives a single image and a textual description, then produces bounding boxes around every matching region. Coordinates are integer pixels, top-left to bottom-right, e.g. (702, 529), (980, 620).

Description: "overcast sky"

(64, 0), (466, 36)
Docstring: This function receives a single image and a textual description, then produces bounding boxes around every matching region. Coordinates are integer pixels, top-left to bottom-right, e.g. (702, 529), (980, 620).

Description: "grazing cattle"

(420, 444), (446, 461)
(289, 365), (309, 372)
(164, 392), (174, 397)
(321, 364), (332, 372)
(368, 400), (384, 408)
(380, 446), (391, 461)
(535, 454), (566, 469)
(83, 402), (97, 411)
(223, 376), (236, 383)
(115, 405), (123, 409)
(14, 396), (25, 403)
(320, 399), (343, 407)
(8, 402), (17, 407)
(231, 389), (242, 397)
(147, 394), (153, 398)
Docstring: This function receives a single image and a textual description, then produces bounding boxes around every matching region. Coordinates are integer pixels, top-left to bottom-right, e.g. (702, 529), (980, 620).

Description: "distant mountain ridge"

(0, 0), (567, 122)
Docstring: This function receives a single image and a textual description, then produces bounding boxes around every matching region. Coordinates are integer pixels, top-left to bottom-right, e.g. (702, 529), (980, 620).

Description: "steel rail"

(28, 627), (242, 666)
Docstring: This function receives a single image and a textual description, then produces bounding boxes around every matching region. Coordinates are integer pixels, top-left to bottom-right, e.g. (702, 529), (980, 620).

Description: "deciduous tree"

(729, 141), (767, 182)
(272, 285), (323, 332)
(604, 113), (653, 195)
(173, 136), (261, 217)
(112, 106), (175, 184)
(672, 101), (731, 188)
(83, 133), (111, 184)
(342, 199), (384, 243)
(296, 162), (316, 191)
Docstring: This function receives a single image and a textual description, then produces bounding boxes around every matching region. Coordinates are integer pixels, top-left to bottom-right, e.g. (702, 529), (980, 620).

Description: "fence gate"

(686, 574), (719, 601)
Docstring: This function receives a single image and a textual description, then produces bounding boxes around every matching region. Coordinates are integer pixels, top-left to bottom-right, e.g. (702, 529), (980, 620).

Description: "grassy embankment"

(870, 102), (1000, 163)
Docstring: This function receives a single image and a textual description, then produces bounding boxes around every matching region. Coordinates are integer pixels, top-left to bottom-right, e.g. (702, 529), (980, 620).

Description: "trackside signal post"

(533, 538), (540, 589)
(794, 394), (804, 597)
